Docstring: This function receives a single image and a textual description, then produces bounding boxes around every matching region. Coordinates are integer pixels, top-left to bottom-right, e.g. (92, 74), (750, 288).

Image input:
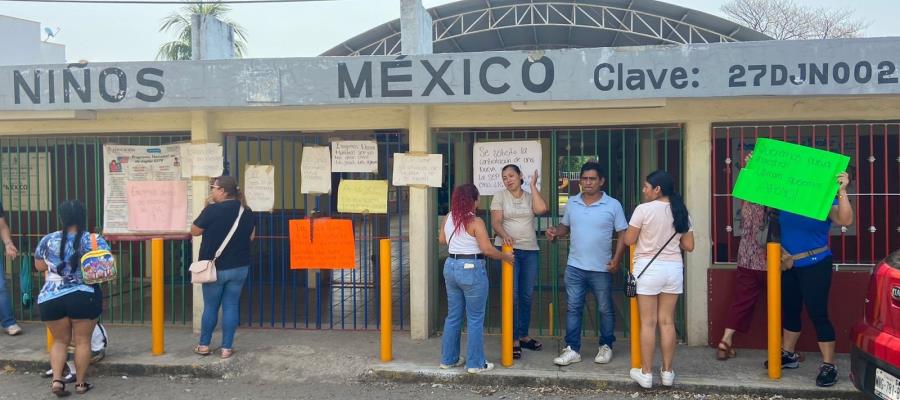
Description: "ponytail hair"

(646, 170), (690, 233)
(57, 200), (87, 272)
(213, 176), (247, 208)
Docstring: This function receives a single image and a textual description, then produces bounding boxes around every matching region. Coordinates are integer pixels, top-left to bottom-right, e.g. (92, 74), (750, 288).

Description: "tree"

(156, 1), (248, 60)
(721, 0), (868, 40)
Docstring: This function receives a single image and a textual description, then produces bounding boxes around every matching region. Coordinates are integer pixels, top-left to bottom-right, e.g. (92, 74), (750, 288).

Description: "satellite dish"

(43, 27), (61, 42)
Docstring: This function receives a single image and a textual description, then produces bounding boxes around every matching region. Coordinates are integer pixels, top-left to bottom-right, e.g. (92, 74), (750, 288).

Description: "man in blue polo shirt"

(546, 162), (628, 366)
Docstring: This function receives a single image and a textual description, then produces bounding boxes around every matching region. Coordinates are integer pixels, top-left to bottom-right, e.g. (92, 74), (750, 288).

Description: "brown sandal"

(716, 341), (736, 360)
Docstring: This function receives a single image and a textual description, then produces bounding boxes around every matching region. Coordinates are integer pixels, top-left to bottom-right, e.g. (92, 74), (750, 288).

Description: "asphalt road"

(0, 370), (835, 400)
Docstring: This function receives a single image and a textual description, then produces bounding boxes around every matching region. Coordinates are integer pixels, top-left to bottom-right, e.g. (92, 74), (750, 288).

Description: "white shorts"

(633, 259), (684, 295)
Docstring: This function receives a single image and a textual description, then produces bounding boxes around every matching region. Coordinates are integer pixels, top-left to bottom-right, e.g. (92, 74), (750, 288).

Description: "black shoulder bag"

(624, 232), (678, 298)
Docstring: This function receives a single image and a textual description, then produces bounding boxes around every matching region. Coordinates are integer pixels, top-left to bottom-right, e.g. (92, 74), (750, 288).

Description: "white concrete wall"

(0, 15), (65, 66)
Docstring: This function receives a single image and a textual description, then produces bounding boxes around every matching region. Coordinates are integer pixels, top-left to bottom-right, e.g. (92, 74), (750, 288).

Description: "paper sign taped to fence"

(473, 141), (542, 196)
(331, 140), (378, 173)
(190, 143), (224, 177)
(392, 153), (442, 187)
(125, 181), (189, 232)
(301, 146), (332, 194)
(289, 218), (356, 269)
(733, 138), (850, 221)
(244, 165), (275, 212)
(337, 180), (388, 214)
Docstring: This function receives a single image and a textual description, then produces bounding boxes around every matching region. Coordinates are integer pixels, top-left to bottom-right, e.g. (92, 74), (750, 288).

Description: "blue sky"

(1, 0), (895, 62)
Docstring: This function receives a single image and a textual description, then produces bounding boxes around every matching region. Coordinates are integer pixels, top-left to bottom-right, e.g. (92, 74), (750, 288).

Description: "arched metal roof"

(322, 0), (772, 56)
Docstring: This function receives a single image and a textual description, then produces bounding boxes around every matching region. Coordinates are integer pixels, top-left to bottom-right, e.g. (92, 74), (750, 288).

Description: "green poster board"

(732, 138), (850, 221)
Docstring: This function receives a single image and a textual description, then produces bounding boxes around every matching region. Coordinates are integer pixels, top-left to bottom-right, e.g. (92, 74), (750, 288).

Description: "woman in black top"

(191, 176), (256, 359)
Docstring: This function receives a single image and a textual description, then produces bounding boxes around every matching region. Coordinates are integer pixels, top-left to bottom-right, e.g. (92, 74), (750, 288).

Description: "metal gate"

(711, 122), (900, 267)
(2, 134), (193, 325)
(434, 126), (685, 340)
(222, 132), (410, 330)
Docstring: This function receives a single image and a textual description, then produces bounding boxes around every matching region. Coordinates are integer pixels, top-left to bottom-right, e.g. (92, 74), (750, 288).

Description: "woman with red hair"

(438, 184), (514, 374)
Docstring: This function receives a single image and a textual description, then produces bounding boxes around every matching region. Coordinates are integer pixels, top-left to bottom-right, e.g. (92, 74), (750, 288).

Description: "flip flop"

(194, 345), (212, 356)
(519, 338), (543, 351)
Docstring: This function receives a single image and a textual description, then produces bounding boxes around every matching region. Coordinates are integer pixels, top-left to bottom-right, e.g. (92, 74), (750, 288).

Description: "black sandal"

(51, 379), (71, 397)
(75, 382), (93, 394)
(520, 338), (543, 351)
(513, 346), (522, 359)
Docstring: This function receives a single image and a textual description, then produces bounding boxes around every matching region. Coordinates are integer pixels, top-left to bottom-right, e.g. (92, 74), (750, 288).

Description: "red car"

(851, 250), (900, 399)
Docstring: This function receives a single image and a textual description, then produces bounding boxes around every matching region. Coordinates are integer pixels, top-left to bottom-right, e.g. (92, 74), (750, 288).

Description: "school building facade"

(0, 0), (898, 351)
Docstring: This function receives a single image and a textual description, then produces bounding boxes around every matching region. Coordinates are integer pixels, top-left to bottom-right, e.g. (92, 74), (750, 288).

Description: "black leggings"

(782, 256), (835, 342)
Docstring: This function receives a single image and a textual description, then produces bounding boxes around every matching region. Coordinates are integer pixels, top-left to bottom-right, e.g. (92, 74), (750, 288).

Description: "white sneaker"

(630, 368), (653, 388)
(439, 356), (465, 369)
(553, 346), (582, 366)
(594, 344), (612, 364)
(661, 369), (675, 386)
(5, 324), (22, 336)
(466, 362), (494, 374)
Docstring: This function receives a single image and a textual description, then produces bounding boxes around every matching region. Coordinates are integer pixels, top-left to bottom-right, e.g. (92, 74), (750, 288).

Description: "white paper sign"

(244, 165), (275, 212)
(392, 153), (443, 187)
(331, 140), (378, 173)
(301, 146), (332, 194)
(473, 141), (542, 196)
(1, 152), (52, 211)
(190, 143), (224, 177)
(179, 143), (193, 179)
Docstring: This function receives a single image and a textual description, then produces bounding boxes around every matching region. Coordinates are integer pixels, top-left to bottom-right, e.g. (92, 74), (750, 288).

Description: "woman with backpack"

(34, 200), (110, 396)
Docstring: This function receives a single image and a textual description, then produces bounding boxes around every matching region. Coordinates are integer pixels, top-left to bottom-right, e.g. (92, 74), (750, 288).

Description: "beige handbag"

(189, 207), (244, 284)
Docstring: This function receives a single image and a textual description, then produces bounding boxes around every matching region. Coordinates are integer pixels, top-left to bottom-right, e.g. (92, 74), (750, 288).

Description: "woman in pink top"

(623, 170), (694, 389)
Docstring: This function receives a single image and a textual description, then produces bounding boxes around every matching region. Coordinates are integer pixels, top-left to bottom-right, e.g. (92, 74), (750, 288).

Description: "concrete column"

(191, 14), (235, 61)
(408, 105), (435, 339)
(683, 120), (712, 346)
(400, 0), (433, 55)
(190, 111), (221, 332)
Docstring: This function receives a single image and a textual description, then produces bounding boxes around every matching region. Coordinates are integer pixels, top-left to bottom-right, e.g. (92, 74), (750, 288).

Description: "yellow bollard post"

(379, 238), (393, 362)
(767, 242), (782, 380)
(548, 303), (553, 336)
(151, 238), (164, 356)
(629, 245), (641, 369)
(46, 328), (53, 353)
(501, 244), (514, 367)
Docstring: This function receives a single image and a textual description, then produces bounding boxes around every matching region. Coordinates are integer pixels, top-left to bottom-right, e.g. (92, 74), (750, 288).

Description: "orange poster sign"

(289, 218), (356, 270)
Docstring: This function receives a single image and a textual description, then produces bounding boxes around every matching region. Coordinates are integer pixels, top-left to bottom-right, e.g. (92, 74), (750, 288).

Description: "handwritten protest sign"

(473, 141), (542, 196)
(125, 181), (189, 232)
(392, 153), (443, 187)
(733, 138), (850, 221)
(244, 165), (275, 212)
(301, 146), (332, 194)
(190, 143), (224, 177)
(337, 180), (388, 214)
(289, 218), (356, 269)
(331, 141), (378, 173)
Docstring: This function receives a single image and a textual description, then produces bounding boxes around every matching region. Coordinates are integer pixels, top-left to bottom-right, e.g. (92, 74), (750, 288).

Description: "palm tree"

(156, 1), (248, 60)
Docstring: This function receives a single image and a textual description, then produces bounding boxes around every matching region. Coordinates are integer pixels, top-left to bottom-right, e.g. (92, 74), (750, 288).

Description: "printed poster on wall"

(331, 140), (378, 173)
(0, 152), (52, 211)
(103, 144), (192, 235)
(244, 165), (275, 212)
(473, 141), (542, 196)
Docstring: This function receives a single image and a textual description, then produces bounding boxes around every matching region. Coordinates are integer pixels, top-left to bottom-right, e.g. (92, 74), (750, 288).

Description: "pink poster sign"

(126, 181), (189, 232)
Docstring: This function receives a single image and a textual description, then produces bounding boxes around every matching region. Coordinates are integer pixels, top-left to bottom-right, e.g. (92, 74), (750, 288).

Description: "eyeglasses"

(209, 185), (221, 190)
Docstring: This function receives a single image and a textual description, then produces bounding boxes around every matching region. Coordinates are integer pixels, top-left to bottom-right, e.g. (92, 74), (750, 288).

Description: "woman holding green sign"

(776, 171), (853, 388)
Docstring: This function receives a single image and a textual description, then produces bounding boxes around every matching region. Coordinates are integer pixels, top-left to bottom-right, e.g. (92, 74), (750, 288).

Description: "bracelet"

(838, 191), (848, 199)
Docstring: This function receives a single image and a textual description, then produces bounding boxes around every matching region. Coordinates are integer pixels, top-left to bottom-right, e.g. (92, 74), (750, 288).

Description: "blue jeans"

(0, 260), (17, 328)
(564, 265), (615, 352)
(512, 249), (539, 339)
(441, 257), (489, 369)
(200, 266), (248, 349)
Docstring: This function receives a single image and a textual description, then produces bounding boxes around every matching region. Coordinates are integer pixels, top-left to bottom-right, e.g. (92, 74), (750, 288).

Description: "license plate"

(876, 368), (900, 400)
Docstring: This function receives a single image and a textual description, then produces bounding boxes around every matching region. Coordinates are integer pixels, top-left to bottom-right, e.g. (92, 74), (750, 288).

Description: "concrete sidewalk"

(0, 322), (862, 398)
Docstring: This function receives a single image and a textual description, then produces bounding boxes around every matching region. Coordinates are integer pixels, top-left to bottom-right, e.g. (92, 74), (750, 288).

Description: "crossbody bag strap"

(214, 207), (244, 261)
(635, 232), (678, 280)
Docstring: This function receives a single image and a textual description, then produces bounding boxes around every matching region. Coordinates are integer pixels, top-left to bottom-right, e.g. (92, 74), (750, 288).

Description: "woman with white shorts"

(623, 170), (694, 389)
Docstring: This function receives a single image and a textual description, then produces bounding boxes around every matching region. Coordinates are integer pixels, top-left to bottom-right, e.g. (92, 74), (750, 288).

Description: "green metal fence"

(433, 126), (686, 341)
(1, 134), (193, 325)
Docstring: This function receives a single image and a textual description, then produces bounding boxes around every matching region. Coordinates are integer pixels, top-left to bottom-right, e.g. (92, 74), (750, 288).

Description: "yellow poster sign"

(337, 180), (388, 214)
